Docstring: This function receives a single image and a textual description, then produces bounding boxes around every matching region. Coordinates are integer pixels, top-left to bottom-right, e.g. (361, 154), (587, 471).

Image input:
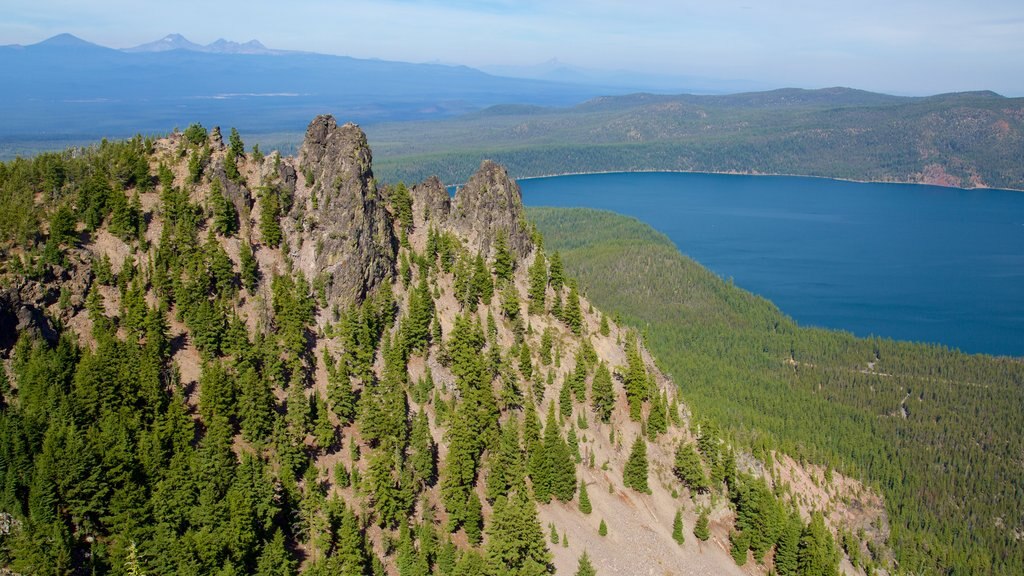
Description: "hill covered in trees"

(530, 207), (1024, 575)
(371, 88), (1024, 191)
(0, 118), (885, 574)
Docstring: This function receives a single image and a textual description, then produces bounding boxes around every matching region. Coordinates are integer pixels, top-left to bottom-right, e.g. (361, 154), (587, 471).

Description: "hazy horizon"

(4, 1), (1023, 97)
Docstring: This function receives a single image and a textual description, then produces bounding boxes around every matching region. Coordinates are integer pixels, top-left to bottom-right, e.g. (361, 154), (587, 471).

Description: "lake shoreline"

(510, 169), (1024, 193)
(517, 171), (1024, 357)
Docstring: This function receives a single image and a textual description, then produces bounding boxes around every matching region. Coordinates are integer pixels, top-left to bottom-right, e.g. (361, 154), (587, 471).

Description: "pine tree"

(531, 402), (577, 503)
(464, 491), (484, 545)
(313, 392), (335, 450)
(564, 282), (583, 335)
(590, 363), (614, 423)
(550, 522), (560, 544)
(694, 508), (710, 541)
(672, 508), (685, 545)
(599, 314), (610, 336)
(574, 551), (597, 576)
(256, 529), (297, 576)
(229, 126), (245, 157)
(238, 364), (275, 443)
(527, 251), (547, 315)
(623, 436), (650, 493)
(598, 519), (607, 537)
(775, 509), (802, 576)
(647, 392), (667, 439)
(260, 187), (282, 247)
(549, 251), (564, 294)
(410, 408), (437, 487)
(623, 335), (647, 420)
(239, 239), (259, 291)
(492, 232), (514, 281)
(673, 442), (710, 494)
(578, 480), (592, 514)
(730, 530), (750, 565)
(797, 512), (840, 576)
(486, 418), (524, 502)
(211, 178), (239, 236)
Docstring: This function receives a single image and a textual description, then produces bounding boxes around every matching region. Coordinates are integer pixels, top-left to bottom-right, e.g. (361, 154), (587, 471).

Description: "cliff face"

(294, 115), (396, 302)
(446, 160), (533, 258)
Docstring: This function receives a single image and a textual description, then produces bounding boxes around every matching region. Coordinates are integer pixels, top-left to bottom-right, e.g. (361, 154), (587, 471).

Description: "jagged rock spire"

(448, 160), (533, 258)
(296, 115), (396, 303)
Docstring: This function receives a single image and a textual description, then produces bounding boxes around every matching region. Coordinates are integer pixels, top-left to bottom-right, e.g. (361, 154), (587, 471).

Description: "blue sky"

(3, 0), (1023, 95)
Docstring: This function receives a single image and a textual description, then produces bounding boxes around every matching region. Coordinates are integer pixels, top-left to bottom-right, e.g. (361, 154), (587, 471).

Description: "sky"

(3, 0), (1023, 96)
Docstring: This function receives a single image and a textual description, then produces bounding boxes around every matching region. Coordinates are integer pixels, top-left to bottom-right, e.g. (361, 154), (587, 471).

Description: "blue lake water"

(516, 172), (1024, 357)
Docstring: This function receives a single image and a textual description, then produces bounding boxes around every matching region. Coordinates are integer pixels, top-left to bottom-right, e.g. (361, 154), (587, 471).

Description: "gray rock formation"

(448, 160), (533, 257)
(296, 115), (395, 303)
(411, 176), (450, 229)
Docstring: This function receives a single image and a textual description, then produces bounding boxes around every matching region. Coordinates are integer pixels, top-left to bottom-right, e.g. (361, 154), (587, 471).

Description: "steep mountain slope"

(0, 117), (885, 575)
(530, 207), (1024, 575)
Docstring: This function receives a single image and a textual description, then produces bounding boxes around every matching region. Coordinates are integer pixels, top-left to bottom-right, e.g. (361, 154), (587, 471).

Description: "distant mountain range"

(0, 34), (629, 147)
(122, 33), (288, 55)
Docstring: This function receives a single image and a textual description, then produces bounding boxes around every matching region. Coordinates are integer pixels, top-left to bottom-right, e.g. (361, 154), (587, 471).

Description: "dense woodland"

(0, 128), (857, 575)
(370, 89), (1024, 191)
(531, 207), (1024, 576)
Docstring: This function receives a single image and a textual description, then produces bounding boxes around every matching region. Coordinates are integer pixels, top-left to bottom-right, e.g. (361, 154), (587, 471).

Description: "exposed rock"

(411, 176), (450, 229)
(448, 160), (533, 258)
(209, 126), (225, 150)
(295, 115), (395, 303)
(0, 288), (57, 353)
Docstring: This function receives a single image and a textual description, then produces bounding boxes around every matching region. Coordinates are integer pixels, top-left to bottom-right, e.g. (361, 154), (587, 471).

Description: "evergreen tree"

(238, 364), (275, 443)
(548, 251), (564, 294)
(574, 551), (596, 576)
(672, 508), (685, 545)
(239, 239), (259, 291)
(647, 392), (667, 439)
(229, 127), (245, 157)
(730, 530), (750, 565)
(564, 282), (583, 335)
(775, 509), (803, 576)
(492, 232), (514, 281)
(598, 519), (607, 537)
(403, 274), (435, 355)
(464, 491), (484, 545)
(260, 187), (282, 247)
(578, 480), (592, 514)
(623, 336), (648, 420)
(623, 436), (650, 493)
(256, 528), (296, 576)
(527, 251), (547, 315)
(313, 392), (335, 450)
(694, 508), (710, 541)
(410, 408), (437, 487)
(486, 418), (524, 502)
(797, 512), (839, 576)
(211, 178), (239, 236)
(673, 442), (710, 494)
(484, 492), (551, 576)
(531, 402), (577, 503)
(590, 363), (614, 423)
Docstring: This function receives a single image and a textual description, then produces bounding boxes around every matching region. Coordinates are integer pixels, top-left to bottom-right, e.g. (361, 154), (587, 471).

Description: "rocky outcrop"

(411, 176), (450, 229)
(448, 160), (533, 258)
(295, 115), (395, 303)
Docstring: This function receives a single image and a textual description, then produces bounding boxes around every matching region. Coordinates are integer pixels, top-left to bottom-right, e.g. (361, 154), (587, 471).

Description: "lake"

(517, 172), (1024, 357)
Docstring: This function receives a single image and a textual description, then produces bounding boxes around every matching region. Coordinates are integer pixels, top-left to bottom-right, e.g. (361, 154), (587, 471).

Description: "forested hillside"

(0, 119), (880, 575)
(372, 88), (1024, 191)
(531, 207), (1024, 575)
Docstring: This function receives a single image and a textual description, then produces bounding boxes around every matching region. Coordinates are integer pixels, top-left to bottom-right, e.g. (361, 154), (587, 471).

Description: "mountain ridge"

(0, 116), (884, 575)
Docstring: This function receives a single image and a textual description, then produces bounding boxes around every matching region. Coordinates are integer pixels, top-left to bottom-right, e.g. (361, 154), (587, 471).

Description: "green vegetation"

(531, 207), (1024, 575)
(372, 90), (1024, 191)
